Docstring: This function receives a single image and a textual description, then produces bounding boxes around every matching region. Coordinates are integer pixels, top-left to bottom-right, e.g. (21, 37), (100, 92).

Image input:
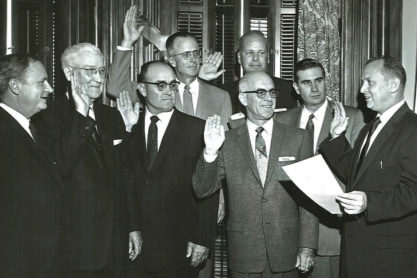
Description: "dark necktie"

(147, 115), (159, 171)
(29, 120), (39, 143)
(355, 117), (381, 175)
(89, 117), (106, 167)
(306, 113), (315, 153)
(255, 127), (267, 158)
(183, 84), (194, 115)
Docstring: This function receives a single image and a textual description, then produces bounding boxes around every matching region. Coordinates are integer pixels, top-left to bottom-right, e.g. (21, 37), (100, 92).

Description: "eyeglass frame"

(140, 80), (180, 91)
(242, 88), (278, 99)
(171, 50), (201, 60)
(68, 66), (107, 78)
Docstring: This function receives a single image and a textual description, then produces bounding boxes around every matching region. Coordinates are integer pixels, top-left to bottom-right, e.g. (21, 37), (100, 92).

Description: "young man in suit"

(107, 7), (231, 277)
(276, 59), (364, 278)
(320, 56), (417, 278)
(193, 71), (318, 277)
(124, 61), (215, 278)
(34, 43), (141, 278)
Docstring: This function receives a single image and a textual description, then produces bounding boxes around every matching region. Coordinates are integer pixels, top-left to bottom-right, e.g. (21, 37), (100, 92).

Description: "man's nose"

(311, 82), (318, 91)
(44, 81), (53, 94)
(253, 52), (259, 61)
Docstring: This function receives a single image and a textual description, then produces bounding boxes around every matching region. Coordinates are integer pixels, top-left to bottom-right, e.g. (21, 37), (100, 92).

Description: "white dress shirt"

(360, 100), (405, 154)
(0, 103), (35, 140)
(300, 99), (328, 151)
(178, 78), (199, 114)
(246, 118), (274, 159)
(144, 108), (174, 150)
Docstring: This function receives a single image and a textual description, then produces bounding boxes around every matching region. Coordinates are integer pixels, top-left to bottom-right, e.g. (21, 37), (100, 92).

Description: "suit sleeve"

(365, 128), (417, 222)
(193, 150), (225, 199)
(220, 91), (233, 130)
(297, 130), (319, 250)
(107, 49), (140, 102)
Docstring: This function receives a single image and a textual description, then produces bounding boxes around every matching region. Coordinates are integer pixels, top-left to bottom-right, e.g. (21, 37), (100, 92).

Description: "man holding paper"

(276, 59), (364, 278)
(320, 56), (417, 278)
(193, 71), (318, 277)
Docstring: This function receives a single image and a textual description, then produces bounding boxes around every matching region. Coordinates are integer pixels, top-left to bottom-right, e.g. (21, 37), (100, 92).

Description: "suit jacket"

(221, 76), (298, 114)
(320, 103), (417, 278)
(126, 109), (217, 273)
(0, 107), (65, 277)
(193, 118), (318, 273)
(35, 95), (136, 271)
(275, 103), (364, 256)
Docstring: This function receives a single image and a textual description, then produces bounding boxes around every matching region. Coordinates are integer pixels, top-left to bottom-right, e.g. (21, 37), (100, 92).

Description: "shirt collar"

(178, 78), (199, 94)
(145, 107), (174, 124)
(246, 117), (274, 135)
(88, 104), (96, 120)
(302, 99), (328, 122)
(378, 100), (405, 124)
(0, 103), (31, 135)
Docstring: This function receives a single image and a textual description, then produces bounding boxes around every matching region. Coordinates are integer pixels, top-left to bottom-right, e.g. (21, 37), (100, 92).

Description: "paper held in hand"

(282, 154), (344, 214)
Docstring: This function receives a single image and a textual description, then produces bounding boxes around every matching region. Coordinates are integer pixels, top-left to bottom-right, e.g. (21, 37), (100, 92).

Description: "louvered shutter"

(216, 1), (234, 84)
(177, 12), (203, 47)
(280, 13), (297, 80)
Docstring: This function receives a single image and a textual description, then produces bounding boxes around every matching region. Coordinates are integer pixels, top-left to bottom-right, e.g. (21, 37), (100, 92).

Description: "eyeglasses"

(242, 88), (278, 99)
(141, 81), (180, 91)
(70, 66), (106, 77)
(171, 50), (201, 60)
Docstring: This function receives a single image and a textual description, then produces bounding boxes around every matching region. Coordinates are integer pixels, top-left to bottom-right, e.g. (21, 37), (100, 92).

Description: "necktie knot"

(150, 115), (159, 124)
(256, 127), (264, 135)
(308, 113), (315, 121)
(369, 117), (381, 134)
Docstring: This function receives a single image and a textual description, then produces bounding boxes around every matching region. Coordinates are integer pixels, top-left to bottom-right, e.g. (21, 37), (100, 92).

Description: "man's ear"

(293, 82), (301, 95)
(138, 83), (147, 98)
(389, 77), (401, 94)
(237, 51), (242, 65)
(168, 56), (176, 68)
(238, 92), (248, 107)
(63, 67), (72, 81)
(8, 78), (21, 96)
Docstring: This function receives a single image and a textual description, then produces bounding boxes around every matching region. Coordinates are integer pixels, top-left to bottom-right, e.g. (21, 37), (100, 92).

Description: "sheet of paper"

(282, 154), (344, 214)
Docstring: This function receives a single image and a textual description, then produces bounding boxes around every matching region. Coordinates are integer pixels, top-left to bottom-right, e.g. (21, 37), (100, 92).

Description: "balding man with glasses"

(33, 42), (141, 278)
(193, 71), (318, 278)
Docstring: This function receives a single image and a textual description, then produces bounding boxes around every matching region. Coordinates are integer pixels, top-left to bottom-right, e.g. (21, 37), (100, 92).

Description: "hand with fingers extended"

(198, 52), (226, 81)
(295, 247), (316, 273)
(336, 191), (367, 215)
(330, 101), (349, 139)
(121, 5), (146, 49)
(70, 69), (90, 116)
(186, 242), (209, 267)
(128, 231), (142, 261)
(116, 90), (140, 132)
(204, 115), (225, 156)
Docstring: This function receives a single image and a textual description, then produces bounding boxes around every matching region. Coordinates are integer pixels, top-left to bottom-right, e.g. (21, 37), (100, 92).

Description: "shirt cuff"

(117, 46), (133, 51)
(204, 152), (218, 163)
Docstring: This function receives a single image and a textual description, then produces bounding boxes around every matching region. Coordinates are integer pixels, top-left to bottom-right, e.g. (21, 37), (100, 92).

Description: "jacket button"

(262, 198), (267, 202)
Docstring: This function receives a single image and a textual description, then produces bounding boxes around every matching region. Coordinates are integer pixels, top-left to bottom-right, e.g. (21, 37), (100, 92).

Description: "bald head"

(239, 71), (274, 93)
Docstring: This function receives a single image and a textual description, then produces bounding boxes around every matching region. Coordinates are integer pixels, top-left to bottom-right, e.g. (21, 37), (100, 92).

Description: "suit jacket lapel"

(132, 111), (147, 173)
(317, 104), (334, 150)
(93, 104), (111, 165)
(352, 104), (409, 188)
(236, 124), (262, 186)
(195, 80), (207, 118)
(264, 119), (285, 187)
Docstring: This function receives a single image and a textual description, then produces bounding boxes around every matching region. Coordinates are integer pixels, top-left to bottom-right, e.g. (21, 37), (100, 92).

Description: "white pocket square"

(278, 156), (296, 161)
(113, 139), (123, 146)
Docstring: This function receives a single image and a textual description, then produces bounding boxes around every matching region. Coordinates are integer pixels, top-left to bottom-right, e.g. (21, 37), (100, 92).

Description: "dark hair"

(137, 61), (173, 82)
(165, 31), (197, 55)
(0, 54), (38, 97)
(294, 58), (326, 82)
(238, 30), (268, 51)
(365, 55), (406, 86)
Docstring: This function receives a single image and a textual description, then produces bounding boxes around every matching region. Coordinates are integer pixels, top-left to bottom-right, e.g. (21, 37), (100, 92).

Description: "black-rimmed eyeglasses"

(171, 50), (201, 60)
(242, 89), (278, 99)
(141, 81), (180, 91)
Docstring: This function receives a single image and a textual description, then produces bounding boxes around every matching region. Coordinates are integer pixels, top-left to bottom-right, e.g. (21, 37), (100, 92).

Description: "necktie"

(255, 127), (268, 186)
(183, 84), (194, 115)
(355, 117), (381, 175)
(89, 118), (103, 151)
(306, 113), (315, 153)
(147, 115), (159, 171)
(29, 120), (39, 143)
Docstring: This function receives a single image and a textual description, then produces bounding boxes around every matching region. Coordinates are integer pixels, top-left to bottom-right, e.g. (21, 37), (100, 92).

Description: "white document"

(282, 154), (344, 214)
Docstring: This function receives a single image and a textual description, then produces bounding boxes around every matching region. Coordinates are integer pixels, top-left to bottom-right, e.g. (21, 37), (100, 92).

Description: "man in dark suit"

(202, 30), (297, 114)
(320, 56), (417, 278)
(193, 71), (318, 277)
(107, 7), (230, 277)
(276, 59), (364, 278)
(36, 43), (141, 278)
(0, 54), (65, 277)
(124, 61), (215, 278)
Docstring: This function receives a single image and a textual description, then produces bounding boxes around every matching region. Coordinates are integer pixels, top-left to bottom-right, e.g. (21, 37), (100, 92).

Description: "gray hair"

(61, 42), (103, 69)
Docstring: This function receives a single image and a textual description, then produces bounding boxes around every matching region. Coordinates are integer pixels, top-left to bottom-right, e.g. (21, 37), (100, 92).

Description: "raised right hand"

(198, 52), (226, 81)
(204, 115), (225, 155)
(70, 69), (90, 116)
(121, 5), (145, 49)
(330, 101), (349, 139)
